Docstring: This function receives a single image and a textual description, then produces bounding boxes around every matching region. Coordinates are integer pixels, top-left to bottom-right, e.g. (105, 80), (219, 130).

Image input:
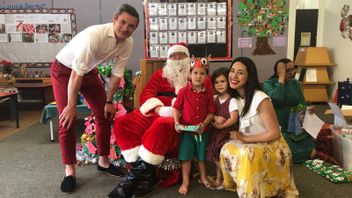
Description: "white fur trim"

(167, 44), (189, 58)
(158, 106), (173, 117)
(138, 145), (165, 165)
(121, 145), (140, 163)
(171, 98), (176, 106)
(140, 98), (164, 116)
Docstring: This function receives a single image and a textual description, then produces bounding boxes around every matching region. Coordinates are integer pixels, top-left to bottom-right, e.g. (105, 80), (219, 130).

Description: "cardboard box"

(331, 126), (352, 171)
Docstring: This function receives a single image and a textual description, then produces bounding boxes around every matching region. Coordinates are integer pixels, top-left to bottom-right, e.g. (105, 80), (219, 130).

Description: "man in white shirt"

(50, 3), (139, 194)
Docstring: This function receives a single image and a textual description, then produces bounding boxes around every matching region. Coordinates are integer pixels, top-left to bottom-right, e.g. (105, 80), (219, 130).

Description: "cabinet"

(294, 47), (334, 102)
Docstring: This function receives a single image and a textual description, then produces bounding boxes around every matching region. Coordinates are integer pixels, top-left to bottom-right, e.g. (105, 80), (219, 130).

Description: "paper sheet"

(303, 111), (325, 139)
(328, 102), (347, 127)
(305, 68), (317, 82)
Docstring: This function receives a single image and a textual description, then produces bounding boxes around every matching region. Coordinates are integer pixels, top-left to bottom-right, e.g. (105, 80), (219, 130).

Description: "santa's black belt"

(157, 92), (176, 97)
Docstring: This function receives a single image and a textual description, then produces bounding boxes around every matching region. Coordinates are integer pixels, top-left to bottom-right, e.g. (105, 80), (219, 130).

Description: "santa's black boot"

(131, 160), (157, 197)
(107, 158), (157, 198)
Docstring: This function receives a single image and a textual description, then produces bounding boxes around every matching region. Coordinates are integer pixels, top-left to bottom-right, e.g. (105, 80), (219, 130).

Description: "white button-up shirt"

(56, 23), (133, 77)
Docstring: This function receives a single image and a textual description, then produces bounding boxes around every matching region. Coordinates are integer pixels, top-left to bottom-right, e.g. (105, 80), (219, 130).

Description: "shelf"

(295, 63), (335, 67)
(294, 47), (334, 102)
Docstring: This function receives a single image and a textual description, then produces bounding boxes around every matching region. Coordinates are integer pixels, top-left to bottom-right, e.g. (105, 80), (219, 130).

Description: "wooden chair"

(133, 59), (165, 108)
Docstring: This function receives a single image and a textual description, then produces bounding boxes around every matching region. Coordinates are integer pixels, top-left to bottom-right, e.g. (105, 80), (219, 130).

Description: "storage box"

(331, 126), (352, 171)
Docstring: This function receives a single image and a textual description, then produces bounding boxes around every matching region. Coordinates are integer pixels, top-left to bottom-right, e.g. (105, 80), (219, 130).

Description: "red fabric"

(173, 84), (215, 125)
(115, 65), (213, 187)
(156, 168), (181, 188)
(51, 60), (111, 164)
(139, 69), (175, 106)
(114, 67), (183, 187)
(315, 123), (340, 165)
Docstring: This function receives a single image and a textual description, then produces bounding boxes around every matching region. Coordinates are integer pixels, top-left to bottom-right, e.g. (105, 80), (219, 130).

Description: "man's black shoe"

(60, 175), (76, 194)
(97, 164), (124, 177)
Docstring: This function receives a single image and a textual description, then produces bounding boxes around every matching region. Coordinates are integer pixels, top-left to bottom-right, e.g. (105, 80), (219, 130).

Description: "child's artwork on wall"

(0, 8), (76, 63)
(238, 0), (289, 55)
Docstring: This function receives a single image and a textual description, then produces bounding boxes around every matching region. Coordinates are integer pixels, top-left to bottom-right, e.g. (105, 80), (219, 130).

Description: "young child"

(207, 67), (239, 188)
(173, 57), (216, 195)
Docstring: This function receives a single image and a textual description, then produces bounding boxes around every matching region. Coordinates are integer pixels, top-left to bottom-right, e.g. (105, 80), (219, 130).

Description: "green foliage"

(290, 103), (307, 113)
(238, 0), (289, 37)
(97, 63), (134, 111)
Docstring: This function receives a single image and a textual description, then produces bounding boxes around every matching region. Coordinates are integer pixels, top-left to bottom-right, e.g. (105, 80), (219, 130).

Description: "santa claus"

(108, 43), (191, 198)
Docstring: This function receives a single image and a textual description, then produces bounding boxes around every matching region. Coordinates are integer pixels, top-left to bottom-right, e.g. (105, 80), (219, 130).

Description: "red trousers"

(50, 60), (111, 164)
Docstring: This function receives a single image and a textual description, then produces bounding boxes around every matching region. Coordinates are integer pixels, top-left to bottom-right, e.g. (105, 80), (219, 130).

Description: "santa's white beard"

(163, 57), (190, 94)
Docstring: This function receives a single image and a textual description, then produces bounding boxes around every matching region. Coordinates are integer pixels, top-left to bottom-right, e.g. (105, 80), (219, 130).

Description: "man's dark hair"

(115, 3), (140, 27)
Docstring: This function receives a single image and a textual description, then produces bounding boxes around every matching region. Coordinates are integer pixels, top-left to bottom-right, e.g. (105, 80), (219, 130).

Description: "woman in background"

(262, 58), (315, 163)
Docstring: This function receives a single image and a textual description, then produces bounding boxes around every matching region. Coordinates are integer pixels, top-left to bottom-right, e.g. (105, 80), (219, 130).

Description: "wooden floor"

(0, 103), (42, 140)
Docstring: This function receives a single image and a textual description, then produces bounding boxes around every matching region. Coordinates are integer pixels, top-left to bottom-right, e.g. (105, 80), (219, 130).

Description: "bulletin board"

(0, 8), (77, 67)
(144, 0), (232, 61)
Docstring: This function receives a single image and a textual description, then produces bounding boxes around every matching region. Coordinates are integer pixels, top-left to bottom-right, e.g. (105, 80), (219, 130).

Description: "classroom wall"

(320, 0), (352, 95)
(1, 0), (289, 82)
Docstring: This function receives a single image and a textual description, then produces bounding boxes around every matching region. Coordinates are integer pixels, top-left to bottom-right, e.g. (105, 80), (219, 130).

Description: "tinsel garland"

(97, 63), (134, 111)
(158, 158), (181, 171)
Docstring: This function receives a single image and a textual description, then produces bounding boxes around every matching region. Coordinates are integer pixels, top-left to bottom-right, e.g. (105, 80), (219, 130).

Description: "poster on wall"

(0, 8), (76, 65)
(300, 32), (311, 46)
(144, 0), (232, 61)
(238, 0), (289, 55)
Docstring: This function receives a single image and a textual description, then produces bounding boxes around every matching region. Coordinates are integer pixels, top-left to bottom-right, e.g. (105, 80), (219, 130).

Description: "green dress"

(263, 78), (315, 163)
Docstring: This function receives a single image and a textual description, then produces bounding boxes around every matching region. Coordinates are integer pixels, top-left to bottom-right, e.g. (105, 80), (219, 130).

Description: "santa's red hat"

(167, 42), (190, 58)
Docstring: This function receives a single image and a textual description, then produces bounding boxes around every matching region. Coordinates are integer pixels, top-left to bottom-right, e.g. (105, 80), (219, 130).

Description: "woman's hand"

(277, 62), (286, 82)
(307, 105), (315, 114)
(229, 130), (242, 141)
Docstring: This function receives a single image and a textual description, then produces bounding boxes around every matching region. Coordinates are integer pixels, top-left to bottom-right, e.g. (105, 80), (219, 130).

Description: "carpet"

(0, 121), (351, 198)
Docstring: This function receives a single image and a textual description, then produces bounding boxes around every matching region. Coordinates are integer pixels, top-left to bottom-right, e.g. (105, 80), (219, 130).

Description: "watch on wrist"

(105, 101), (113, 104)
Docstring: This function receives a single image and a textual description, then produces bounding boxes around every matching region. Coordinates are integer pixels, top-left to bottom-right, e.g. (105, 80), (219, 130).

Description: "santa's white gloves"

(158, 106), (174, 117)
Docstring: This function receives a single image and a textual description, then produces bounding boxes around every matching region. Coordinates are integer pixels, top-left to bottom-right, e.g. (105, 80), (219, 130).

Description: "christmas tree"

(76, 62), (134, 166)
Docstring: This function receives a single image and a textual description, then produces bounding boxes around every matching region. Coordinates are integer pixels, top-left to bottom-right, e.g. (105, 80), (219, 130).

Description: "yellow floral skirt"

(220, 135), (299, 198)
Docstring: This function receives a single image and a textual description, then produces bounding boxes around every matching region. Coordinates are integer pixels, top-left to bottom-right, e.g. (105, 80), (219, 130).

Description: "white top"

(237, 90), (269, 135)
(56, 23), (133, 77)
(213, 95), (238, 113)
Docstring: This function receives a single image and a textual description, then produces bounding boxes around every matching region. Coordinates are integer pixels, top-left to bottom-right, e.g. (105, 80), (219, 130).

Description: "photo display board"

(0, 8), (77, 66)
(144, 0), (232, 61)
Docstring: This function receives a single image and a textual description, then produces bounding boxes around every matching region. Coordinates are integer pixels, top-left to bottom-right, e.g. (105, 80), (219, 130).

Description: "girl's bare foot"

(215, 177), (222, 187)
(178, 182), (189, 195)
(200, 177), (213, 189)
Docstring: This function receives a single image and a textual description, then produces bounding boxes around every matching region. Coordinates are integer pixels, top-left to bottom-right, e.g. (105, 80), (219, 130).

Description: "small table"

(0, 92), (19, 128)
(41, 103), (91, 141)
(0, 82), (53, 107)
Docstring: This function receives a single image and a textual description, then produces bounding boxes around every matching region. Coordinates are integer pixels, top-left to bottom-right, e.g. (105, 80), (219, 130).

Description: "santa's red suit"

(108, 43), (214, 198)
(114, 68), (180, 167)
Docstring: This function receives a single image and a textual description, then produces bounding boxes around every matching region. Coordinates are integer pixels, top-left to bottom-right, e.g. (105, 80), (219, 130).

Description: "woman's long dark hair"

(230, 57), (261, 117)
(269, 58), (293, 79)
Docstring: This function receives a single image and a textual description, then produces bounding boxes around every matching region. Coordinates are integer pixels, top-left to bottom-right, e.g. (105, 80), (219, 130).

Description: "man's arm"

(59, 70), (83, 129)
(104, 74), (121, 120)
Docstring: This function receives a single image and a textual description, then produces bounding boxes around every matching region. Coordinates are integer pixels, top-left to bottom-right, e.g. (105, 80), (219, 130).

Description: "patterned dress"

(263, 78), (315, 163)
(207, 96), (238, 161)
(220, 91), (299, 198)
